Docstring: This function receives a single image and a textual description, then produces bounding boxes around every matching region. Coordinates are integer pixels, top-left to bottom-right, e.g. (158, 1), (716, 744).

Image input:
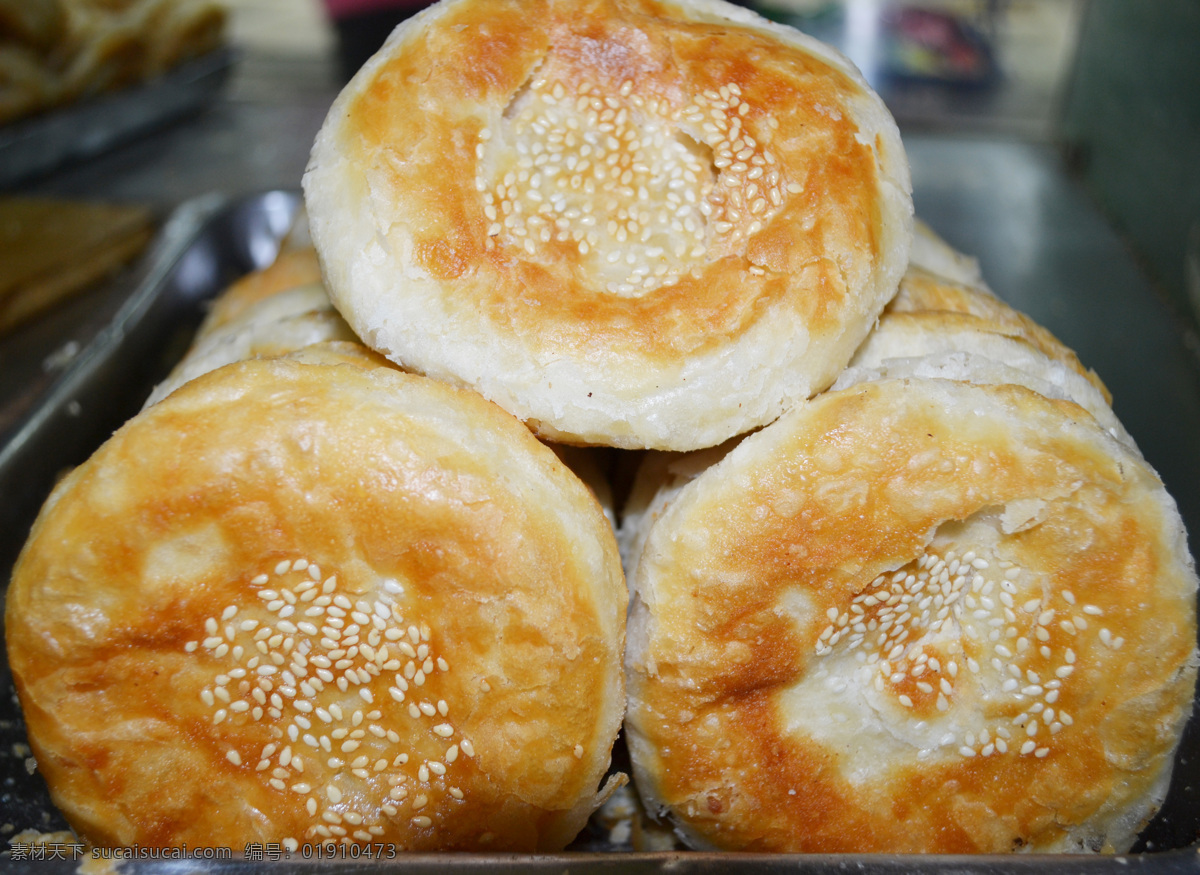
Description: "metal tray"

(0, 191), (1197, 873)
(0, 48), (234, 190)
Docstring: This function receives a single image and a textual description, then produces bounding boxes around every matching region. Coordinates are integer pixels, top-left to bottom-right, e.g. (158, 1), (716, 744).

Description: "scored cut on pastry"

(622, 377), (1198, 853)
(7, 353), (627, 852)
(303, 0), (913, 450)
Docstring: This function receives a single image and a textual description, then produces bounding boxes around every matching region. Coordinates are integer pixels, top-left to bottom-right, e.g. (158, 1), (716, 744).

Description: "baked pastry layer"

(8, 355), (626, 852)
(623, 377), (1197, 853)
(196, 246), (324, 338)
(144, 279), (355, 407)
(303, 0), (912, 449)
(843, 307), (1127, 446)
(886, 264), (1111, 403)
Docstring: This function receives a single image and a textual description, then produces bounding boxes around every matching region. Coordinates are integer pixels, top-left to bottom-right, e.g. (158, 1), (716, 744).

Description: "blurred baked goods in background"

(0, 0), (228, 125)
(0, 195), (153, 336)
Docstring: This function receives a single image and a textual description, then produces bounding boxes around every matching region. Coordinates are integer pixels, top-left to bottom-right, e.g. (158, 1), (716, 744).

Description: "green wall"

(1061, 0), (1200, 332)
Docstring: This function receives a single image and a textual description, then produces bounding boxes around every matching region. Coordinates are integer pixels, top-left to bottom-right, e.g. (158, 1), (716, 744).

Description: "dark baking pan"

(0, 190), (1197, 872)
(0, 48), (234, 190)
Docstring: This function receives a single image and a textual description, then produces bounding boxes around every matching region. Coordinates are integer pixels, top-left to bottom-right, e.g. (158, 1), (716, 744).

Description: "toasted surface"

(623, 378), (1197, 853)
(8, 357), (627, 852)
(303, 0), (912, 449)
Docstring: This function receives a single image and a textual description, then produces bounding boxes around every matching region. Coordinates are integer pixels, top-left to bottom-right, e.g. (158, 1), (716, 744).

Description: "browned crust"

(626, 379), (1196, 853)
(196, 247), (325, 337)
(8, 358), (626, 851)
(340, 0), (883, 363)
(888, 267), (1112, 404)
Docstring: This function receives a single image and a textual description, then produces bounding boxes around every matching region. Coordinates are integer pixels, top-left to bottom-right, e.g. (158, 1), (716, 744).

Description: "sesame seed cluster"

(621, 356), (1196, 851)
(477, 72), (791, 296)
(185, 557), (476, 847)
(305, 0), (917, 451)
(813, 545), (1121, 762)
(8, 345), (628, 854)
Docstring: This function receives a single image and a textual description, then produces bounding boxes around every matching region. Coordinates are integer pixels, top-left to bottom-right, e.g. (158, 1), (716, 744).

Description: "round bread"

(623, 377), (1197, 853)
(844, 309), (1127, 447)
(7, 356), (627, 852)
(302, 0), (913, 450)
(197, 246), (324, 338)
(886, 266), (1111, 403)
(144, 282), (356, 407)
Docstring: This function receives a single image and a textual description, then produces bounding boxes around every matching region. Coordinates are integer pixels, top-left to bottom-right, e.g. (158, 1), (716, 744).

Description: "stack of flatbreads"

(5, 0), (1197, 858)
(0, 0), (226, 125)
(0, 195), (153, 335)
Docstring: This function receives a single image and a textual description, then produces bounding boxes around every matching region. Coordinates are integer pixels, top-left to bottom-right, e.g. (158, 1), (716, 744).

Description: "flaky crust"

(907, 218), (984, 288)
(196, 247), (325, 338)
(623, 378), (1197, 853)
(8, 357), (626, 852)
(885, 266), (1111, 403)
(144, 282), (356, 407)
(845, 307), (1127, 447)
(303, 0), (912, 450)
(141, 286), (355, 410)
